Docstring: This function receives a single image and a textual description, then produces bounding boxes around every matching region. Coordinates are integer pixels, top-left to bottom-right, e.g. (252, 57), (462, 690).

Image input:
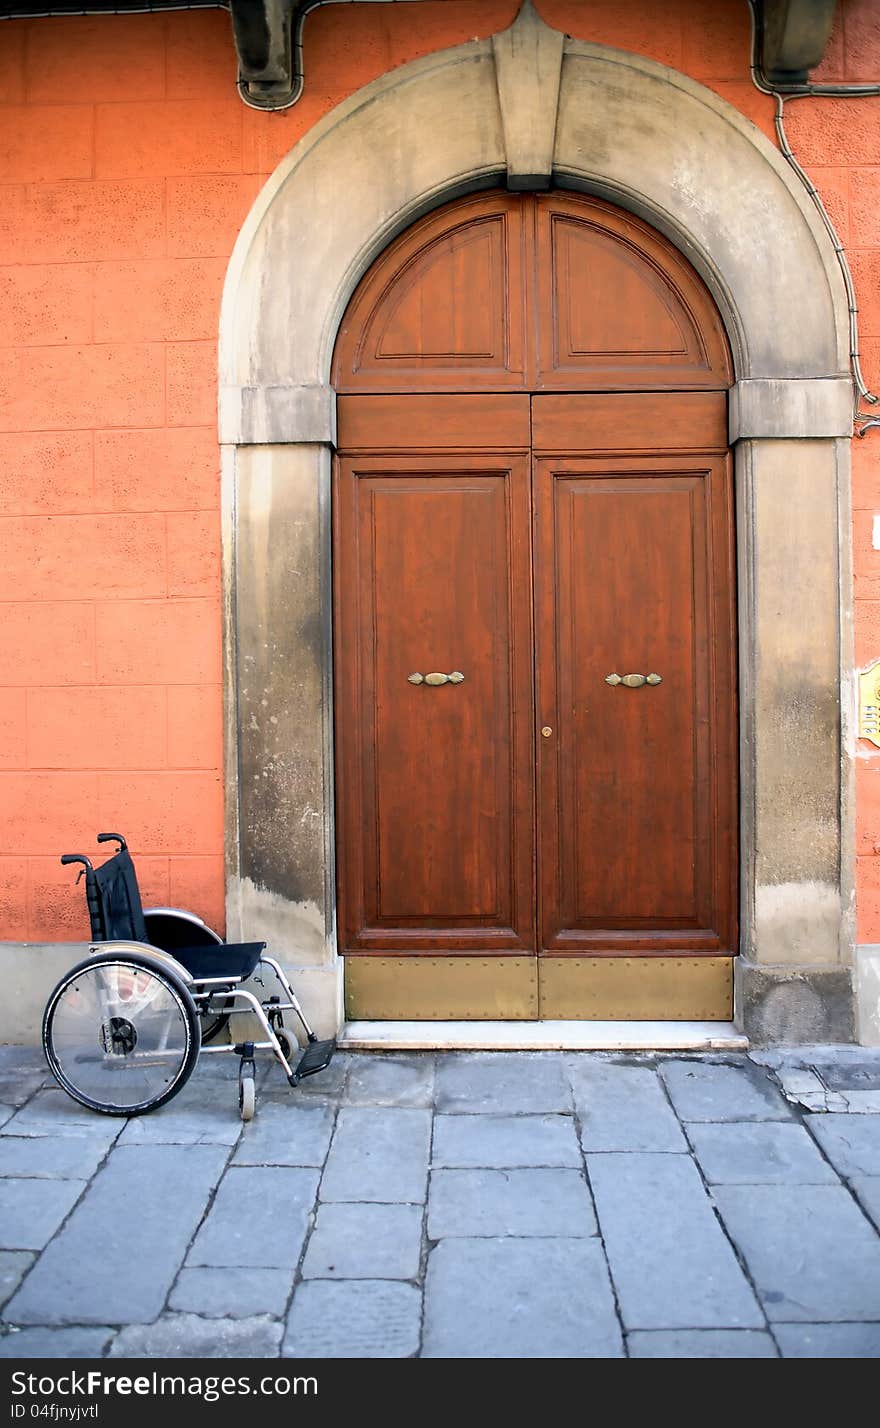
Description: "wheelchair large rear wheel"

(43, 953), (201, 1116)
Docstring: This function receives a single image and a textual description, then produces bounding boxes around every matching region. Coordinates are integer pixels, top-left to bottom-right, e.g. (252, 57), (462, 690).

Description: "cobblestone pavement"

(2, 1044), (880, 1359)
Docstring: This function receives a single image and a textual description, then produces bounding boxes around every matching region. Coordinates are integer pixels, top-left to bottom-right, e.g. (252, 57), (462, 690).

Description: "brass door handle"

(605, 673), (662, 687)
(408, 671), (465, 686)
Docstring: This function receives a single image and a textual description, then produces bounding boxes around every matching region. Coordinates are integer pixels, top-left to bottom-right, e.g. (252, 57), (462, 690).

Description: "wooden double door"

(332, 191), (738, 1020)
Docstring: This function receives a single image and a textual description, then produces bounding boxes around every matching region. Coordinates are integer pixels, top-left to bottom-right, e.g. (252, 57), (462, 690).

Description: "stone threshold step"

(339, 1020), (748, 1052)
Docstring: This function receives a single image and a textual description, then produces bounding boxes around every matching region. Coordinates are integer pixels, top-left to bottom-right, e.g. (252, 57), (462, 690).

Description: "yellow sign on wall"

(859, 660), (880, 747)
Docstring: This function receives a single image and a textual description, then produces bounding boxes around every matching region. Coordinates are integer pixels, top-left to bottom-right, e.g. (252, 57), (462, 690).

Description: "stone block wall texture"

(0, 0), (878, 944)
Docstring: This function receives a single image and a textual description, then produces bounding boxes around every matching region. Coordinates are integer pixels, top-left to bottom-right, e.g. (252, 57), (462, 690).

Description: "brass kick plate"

(344, 955), (733, 1021)
(539, 957), (734, 1021)
(859, 659), (880, 747)
(344, 956), (538, 1020)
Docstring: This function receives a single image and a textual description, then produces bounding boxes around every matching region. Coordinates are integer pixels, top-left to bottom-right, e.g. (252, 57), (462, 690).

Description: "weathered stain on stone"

(239, 758), (325, 908)
(228, 875), (327, 963)
(754, 881), (841, 967)
(298, 609), (324, 666)
(755, 675), (841, 888)
(737, 962), (854, 1047)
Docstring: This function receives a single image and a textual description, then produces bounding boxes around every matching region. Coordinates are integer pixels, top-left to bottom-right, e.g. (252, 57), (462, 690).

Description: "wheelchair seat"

(172, 941), (265, 981)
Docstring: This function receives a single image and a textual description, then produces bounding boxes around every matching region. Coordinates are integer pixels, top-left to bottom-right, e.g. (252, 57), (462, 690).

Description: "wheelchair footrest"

(291, 1037), (336, 1085)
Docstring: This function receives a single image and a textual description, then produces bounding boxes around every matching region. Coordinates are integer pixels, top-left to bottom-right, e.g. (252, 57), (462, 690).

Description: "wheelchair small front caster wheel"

(238, 1060), (256, 1122)
(239, 1073), (255, 1121)
(275, 1030), (293, 1061)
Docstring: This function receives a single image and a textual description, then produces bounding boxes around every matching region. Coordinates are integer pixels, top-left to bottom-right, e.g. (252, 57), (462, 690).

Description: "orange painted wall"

(0, 0), (878, 945)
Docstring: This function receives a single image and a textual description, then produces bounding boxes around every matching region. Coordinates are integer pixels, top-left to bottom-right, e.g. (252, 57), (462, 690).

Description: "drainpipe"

(747, 0), (880, 430)
(232, 0), (401, 112)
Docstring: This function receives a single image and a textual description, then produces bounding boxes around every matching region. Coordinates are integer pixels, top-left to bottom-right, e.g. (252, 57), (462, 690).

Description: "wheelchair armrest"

(143, 906), (208, 927)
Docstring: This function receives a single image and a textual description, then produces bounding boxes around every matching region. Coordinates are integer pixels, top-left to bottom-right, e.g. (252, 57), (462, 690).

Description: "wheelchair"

(42, 834), (335, 1121)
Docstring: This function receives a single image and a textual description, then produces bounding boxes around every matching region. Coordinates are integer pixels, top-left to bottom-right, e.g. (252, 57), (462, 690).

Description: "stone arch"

(219, 4), (855, 1043)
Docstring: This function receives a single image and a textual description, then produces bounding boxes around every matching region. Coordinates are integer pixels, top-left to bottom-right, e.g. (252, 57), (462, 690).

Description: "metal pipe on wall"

(746, 0), (880, 428)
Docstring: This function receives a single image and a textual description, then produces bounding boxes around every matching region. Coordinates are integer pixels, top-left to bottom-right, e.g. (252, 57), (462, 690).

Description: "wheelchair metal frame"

(43, 834), (335, 1120)
(187, 953), (315, 1081)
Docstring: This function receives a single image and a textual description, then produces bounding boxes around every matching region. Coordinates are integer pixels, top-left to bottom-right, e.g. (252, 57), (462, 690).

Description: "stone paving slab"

(0, 1253), (33, 1311)
(0, 1177), (85, 1251)
(571, 1060), (687, 1152)
(284, 1280), (421, 1358)
(851, 1175), (880, 1233)
(588, 1152), (763, 1329)
(0, 1107), (13, 1130)
(4, 1143), (229, 1325)
(422, 1237), (622, 1358)
(232, 1102), (336, 1167)
(813, 1058), (880, 1091)
(170, 1267), (292, 1320)
(2, 1090), (123, 1145)
(188, 1166), (319, 1269)
(115, 1092), (243, 1147)
(0, 1133), (111, 1181)
(0, 1049), (47, 1073)
(627, 1329), (778, 1358)
(434, 1053), (573, 1115)
(344, 1055), (435, 1108)
(687, 1122), (840, 1185)
(432, 1113), (581, 1167)
(302, 1201), (422, 1280)
(772, 1322), (880, 1357)
(753, 1046), (880, 1073)
(713, 1184), (880, 1321)
(660, 1059), (793, 1122)
(753, 1049), (880, 1114)
(263, 1053), (351, 1100)
(0, 1074), (49, 1109)
(829, 1091), (880, 1114)
(0, 1327), (114, 1358)
(775, 1068), (828, 1103)
(3, 1088), (109, 1128)
(427, 1168), (597, 1238)
(320, 1107), (431, 1203)
(109, 1313), (283, 1359)
(807, 1114), (880, 1177)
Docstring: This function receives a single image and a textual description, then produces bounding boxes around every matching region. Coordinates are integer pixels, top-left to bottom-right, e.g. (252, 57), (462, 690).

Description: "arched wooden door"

(332, 191), (738, 1020)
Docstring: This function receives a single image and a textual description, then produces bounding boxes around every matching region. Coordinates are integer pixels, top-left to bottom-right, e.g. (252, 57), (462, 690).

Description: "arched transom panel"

(333, 191), (732, 392)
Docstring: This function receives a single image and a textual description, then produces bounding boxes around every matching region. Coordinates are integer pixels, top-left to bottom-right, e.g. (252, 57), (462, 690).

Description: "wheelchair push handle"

(97, 832), (127, 851)
(61, 854), (93, 870)
(60, 853), (93, 884)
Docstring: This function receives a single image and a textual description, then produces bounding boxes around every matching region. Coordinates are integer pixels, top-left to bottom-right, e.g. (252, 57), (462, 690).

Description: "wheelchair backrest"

(88, 849), (149, 945)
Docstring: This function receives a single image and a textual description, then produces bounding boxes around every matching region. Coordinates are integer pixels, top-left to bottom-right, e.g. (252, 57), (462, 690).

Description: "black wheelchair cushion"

(90, 849), (149, 943)
(171, 941), (266, 982)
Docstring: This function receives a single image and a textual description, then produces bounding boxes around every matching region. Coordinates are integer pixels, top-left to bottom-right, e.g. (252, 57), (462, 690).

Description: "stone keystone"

(492, 0), (564, 190)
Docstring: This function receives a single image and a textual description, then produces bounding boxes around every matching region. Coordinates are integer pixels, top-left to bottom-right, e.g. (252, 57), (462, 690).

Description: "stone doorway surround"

(218, 3), (860, 1045)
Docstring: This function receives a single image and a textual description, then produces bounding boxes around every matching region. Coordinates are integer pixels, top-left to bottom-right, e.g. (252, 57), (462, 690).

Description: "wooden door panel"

(337, 393), (531, 450)
(535, 453), (737, 955)
(533, 196), (731, 390)
(531, 391), (728, 453)
(333, 193), (529, 391)
(335, 455), (535, 953)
